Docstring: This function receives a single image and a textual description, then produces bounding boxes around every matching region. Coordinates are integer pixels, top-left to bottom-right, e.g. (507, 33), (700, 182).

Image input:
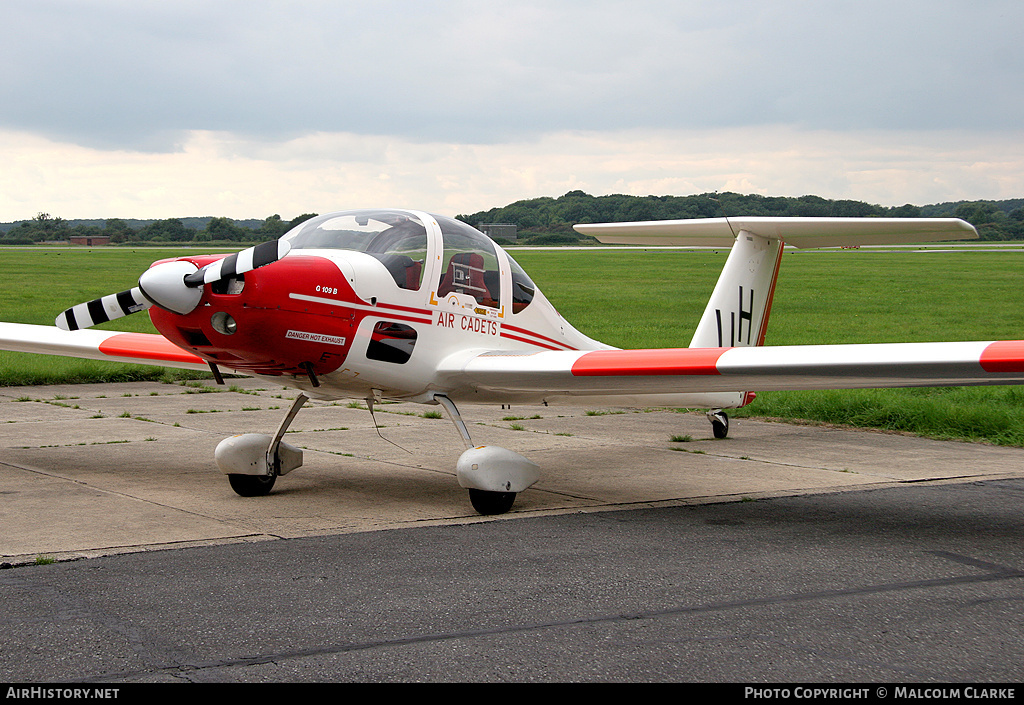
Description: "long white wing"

(435, 341), (1024, 405)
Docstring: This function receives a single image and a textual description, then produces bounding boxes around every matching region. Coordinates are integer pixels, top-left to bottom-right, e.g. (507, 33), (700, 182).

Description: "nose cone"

(138, 260), (204, 315)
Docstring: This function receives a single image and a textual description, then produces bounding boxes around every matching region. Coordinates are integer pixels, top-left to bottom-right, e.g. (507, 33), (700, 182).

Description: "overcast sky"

(2, 0), (1022, 220)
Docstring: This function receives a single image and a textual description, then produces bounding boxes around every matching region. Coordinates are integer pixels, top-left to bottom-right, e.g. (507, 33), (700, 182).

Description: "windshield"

(283, 210), (427, 290)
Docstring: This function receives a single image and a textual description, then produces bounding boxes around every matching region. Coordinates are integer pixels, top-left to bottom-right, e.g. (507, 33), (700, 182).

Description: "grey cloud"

(1, 0), (1021, 151)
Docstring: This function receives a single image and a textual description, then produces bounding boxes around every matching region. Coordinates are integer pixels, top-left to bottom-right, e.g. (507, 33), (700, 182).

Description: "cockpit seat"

(369, 253), (422, 290)
(439, 252), (490, 303)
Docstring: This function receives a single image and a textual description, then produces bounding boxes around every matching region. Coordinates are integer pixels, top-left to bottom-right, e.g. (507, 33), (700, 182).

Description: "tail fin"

(689, 229), (783, 348)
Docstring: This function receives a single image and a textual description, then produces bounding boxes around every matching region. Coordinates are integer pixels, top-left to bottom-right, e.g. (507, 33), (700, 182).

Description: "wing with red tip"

(436, 340), (1024, 403)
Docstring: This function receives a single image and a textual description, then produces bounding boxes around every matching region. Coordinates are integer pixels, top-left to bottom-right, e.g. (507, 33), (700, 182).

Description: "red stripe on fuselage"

(372, 309), (433, 326)
(979, 340), (1024, 373)
(501, 323), (575, 350)
(571, 348), (729, 376)
(499, 331), (564, 351)
(376, 301), (432, 316)
(99, 333), (204, 364)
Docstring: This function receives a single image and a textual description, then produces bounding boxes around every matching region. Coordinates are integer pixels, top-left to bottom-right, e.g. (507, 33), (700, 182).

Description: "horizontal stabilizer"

(573, 217), (977, 248)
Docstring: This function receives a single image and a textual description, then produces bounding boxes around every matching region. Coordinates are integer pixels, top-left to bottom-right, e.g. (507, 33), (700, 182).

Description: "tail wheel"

(709, 411), (729, 439)
(228, 473), (277, 497)
(469, 489), (516, 515)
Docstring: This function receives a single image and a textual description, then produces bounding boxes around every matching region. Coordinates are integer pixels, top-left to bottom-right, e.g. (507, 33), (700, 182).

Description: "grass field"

(2, 246), (1024, 443)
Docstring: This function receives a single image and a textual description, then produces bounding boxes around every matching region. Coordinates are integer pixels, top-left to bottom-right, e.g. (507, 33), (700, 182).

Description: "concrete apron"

(3, 378), (1022, 564)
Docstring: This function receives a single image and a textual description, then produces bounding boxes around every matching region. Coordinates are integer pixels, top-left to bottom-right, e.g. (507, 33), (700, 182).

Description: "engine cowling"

(149, 254), (357, 377)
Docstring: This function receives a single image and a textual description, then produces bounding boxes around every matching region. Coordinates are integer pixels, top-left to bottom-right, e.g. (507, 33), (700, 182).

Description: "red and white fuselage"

(148, 209), (631, 404)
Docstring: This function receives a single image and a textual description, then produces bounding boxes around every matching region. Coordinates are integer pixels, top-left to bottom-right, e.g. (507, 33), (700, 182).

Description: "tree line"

(0, 213), (317, 245)
(456, 191), (1024, 244)
(2, 192), (1022, 245)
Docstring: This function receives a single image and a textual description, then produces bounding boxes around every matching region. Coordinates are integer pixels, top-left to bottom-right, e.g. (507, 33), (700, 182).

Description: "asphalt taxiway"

(2, 378), (1023, 682)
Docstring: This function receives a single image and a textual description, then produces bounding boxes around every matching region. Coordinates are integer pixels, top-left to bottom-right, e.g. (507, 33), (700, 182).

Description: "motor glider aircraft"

(2, 209), (1024, 515)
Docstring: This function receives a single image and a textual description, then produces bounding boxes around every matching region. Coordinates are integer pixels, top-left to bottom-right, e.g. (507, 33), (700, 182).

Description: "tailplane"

(574, 216), (977, 351)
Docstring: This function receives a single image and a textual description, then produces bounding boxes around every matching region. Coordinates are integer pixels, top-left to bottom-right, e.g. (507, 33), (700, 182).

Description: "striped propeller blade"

(55, 287), (152, 331)
(183, 240), (290, 288)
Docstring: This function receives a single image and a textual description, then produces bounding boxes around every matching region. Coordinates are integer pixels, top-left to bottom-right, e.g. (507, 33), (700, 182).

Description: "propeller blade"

(183, 240), (291, 288)
(55, 287), (152, 331)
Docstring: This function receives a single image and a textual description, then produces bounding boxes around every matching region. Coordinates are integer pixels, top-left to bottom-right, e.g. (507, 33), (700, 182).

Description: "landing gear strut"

(217, 393), (308, 497)
(216, 390), (541, 514)
(707, 409), (729, 439)
(434, 394), (540, 515)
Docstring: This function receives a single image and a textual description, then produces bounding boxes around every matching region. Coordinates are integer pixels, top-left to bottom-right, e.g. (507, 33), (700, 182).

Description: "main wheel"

(710, 411), (729, 439)
(228, 473), (277, 497)
(469, 489), (516, 515)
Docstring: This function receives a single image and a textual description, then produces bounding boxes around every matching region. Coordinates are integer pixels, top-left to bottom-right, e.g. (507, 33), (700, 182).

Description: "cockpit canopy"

(284, 210), (428, 290)
(282, 209), (534, 310)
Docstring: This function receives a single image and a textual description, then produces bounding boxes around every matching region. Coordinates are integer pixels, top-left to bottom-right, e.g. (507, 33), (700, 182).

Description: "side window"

(366, 322), (418, 364)
(435, 216), (501, 308)
(507, 255), (536, 313)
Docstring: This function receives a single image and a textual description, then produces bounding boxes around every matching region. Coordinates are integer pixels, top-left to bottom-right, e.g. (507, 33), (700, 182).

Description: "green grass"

(730, 386), (1024, 446)
(3, 246), (1024, 445)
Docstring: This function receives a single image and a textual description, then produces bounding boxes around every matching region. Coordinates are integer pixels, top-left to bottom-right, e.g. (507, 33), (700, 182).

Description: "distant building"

(70, 236), (111, 246)
(478, 223), (518, 242)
